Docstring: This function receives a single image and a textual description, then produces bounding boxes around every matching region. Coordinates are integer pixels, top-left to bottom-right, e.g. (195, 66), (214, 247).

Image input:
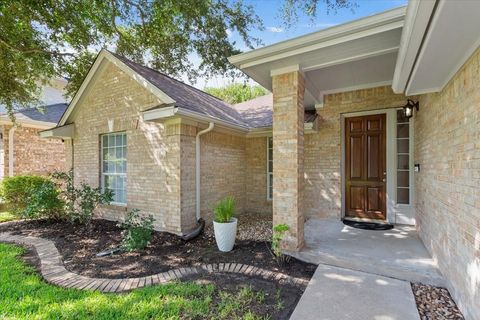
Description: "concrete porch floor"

(286, 218), (445, 287)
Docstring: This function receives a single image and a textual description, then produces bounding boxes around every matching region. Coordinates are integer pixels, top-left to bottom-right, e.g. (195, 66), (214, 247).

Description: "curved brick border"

(0, 232), (308, 293)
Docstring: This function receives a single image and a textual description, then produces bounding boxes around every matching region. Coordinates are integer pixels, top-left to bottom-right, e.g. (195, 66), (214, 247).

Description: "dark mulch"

(183, 272), (303, 320)
(0, 219), (316, 281)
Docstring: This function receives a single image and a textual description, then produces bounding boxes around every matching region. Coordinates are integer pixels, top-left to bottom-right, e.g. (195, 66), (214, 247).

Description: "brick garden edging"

(0, 231), (308, 293)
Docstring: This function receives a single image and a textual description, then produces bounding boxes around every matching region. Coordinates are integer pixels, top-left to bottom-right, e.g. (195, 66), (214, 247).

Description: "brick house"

(0, 102), (68, 180)
(42, 2), (479, 318)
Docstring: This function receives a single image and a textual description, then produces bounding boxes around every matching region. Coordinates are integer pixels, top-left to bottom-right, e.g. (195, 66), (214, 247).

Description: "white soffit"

(229, 6), (405, 108)
(405, 0), (480, 95)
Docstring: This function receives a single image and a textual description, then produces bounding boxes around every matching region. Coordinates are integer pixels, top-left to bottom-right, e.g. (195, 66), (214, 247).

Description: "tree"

(0, 0), (262, 118)
(281, 0), (357, 27)
(205, 83), (268, 104)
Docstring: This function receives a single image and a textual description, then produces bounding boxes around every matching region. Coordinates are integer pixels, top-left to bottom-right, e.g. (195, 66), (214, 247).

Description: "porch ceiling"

(229, 7), (405, 109)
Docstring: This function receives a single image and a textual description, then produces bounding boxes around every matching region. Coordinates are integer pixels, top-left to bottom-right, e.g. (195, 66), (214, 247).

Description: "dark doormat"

(343, 219), (394, 231)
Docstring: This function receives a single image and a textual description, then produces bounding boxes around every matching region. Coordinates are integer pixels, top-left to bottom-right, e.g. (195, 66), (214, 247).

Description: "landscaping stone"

(412, 283), (464, 319)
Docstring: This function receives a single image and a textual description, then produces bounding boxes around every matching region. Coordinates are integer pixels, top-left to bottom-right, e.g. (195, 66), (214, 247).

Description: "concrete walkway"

(287, 218), (444, 286)
(290, 264), (420, 320)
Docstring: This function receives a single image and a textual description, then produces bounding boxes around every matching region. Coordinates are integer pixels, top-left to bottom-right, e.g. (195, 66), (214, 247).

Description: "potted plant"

(213, 196), (237, 252)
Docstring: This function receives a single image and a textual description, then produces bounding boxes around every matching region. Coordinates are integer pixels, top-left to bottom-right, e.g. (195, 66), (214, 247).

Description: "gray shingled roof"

(234, 94), (317, 128)
(111, 52), (249, 127)
(1, 103), (68, 124)
(109, 52), (316, 129)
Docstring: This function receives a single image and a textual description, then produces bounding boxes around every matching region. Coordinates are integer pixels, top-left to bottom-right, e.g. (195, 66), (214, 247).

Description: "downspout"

(196, 122), (214, 220)
(8, 127), (15, 177)
(181, 122), (214, 241)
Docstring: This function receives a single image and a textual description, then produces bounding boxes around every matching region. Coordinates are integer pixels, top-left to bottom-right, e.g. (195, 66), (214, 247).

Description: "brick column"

(272, 71), (305, 251)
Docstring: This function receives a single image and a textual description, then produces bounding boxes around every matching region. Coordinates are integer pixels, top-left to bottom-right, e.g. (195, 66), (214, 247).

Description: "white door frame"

(340, 108), (415, 225)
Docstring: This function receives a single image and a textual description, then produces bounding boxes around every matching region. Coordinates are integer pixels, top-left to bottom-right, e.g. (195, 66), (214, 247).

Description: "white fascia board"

(392, 0), (436, 93)
(143, 107), (249, 133)
(59, 49), (176, 126)
(320, 80), (393, 98)
(39, 123), (74, 139)
(229, 6), (405, 68)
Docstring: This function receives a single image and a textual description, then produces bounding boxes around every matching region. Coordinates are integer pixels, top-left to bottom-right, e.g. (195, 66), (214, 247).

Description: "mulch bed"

(1, 215), (312, 319)
(0, 217), (315, 281)
(412, 283), (464, 319)
(183, 272), (303, 320)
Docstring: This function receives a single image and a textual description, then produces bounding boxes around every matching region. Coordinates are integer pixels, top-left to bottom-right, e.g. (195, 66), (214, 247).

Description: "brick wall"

(414, 47), (480, 319)
(245, 137), (272, 214)
(66, 59), (269, 234)
(199, 130), (246, 221)
(67, 60), (186, 232)
(272, 71), (305, 250)
(2, 125), (66, 177)
(306, 86), (407, 219)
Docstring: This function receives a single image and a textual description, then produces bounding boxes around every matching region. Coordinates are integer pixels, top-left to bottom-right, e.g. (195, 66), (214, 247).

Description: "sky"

(190, 0), (407, 89)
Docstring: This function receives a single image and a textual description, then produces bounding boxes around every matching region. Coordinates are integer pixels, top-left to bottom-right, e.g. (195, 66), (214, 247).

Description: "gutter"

(143, 106), (249, 133)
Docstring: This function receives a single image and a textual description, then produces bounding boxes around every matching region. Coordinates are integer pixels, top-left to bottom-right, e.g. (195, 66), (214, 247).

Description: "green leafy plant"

(118, 209), (155, 251)
(213, 196), (236, 223)
(23, 181), (65, 220)
(0, 175), (54, 216)
(118, 209), (155, 252)
(51, 170), (113, 224)
(271, 224), (291, 265)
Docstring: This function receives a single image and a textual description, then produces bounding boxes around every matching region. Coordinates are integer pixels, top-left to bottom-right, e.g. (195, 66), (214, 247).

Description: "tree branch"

(0, 37), (75, 57)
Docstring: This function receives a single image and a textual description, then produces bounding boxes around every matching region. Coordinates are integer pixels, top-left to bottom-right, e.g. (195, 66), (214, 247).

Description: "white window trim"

(267, 136), (273, 200)
(100, 132), (127, 206)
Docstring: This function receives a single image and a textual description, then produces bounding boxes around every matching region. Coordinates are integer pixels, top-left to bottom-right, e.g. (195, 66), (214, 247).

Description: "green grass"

(0, 243), (271, 320)
(0, 243), (213, 319)
(0, 211), (16, 223)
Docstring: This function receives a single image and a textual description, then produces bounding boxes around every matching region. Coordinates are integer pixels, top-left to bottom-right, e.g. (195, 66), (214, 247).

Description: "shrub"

(271, 224), (291, 265)
(23, 181), (65, 220)
(213, 196), (236, 223)
(0, 175), (53, 216)
(118, 209), (154, 252)
(52, 170), (113, 224)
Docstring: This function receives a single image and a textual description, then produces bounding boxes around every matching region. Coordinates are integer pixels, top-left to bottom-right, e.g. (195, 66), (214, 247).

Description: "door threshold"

(342, 217), (389, 225)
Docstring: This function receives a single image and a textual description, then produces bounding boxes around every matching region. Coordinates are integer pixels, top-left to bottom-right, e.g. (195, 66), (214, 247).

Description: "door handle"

(382, 178), (386, 182)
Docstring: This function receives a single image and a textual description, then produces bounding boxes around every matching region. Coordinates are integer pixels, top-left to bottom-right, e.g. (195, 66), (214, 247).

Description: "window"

(101, 132), (127, 204)
(396, 110), (410, 204)
(267, 137), (273, 200)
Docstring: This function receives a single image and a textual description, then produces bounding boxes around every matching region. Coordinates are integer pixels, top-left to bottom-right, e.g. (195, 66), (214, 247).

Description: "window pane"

(397, 171), (409, 188)
(397, 188), (409, 204)
(397, 139), (409, 154)
(397, 124), (409, 138)
(101, 133), (127, 204)
(398, 155), (409, 170)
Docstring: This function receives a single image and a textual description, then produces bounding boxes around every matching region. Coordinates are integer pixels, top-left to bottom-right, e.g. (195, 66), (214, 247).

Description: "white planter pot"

(213, 218), (237, 252)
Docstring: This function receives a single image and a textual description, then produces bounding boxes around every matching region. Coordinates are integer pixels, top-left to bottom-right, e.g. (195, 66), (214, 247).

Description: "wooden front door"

(345, 114), (386, 220)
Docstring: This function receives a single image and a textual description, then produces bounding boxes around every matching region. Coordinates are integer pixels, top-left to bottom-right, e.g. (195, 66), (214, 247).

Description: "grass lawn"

(0, 243), (270, 320)
(0, 211), (16, 223)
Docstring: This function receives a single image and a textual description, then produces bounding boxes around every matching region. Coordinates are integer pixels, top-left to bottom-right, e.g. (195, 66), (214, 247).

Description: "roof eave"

(228, 6), (406, 68)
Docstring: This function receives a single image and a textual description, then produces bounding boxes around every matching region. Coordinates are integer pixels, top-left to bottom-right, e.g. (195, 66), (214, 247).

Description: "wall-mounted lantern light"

(403, 99), (419, 119)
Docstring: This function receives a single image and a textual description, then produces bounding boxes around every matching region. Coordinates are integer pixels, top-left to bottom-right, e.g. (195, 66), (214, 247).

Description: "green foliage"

(0, 175), (52, 216)
(23, 181), (65, 220)
(0, 243), (216, 319)
(118, 209), (155, 252)
(271, 224), (290, 265)
(52, 170), (113, 224)
(0, 0), (264, 118)
(281, 0), (357, 27)
(0, 211), (16, 223)
(213, 196), (236, 223)
(204, 83), (268, 104)
(216, 286), (268, 320)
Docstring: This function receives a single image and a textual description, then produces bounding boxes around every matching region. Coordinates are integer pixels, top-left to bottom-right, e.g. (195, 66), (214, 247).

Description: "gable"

(59, 50), (175, 126)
